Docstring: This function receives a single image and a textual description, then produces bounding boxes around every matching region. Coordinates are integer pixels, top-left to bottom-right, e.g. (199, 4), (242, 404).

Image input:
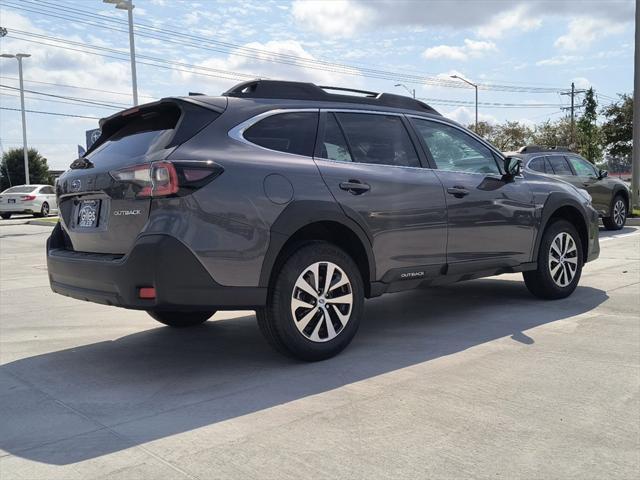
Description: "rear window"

(528, 157), (546, 173)
(3, 186), (37, 194)
(243, 112), (318, 157)
(87, 107), (180, 166)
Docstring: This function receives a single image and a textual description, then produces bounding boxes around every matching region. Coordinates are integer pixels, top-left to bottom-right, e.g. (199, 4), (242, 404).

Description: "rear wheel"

(602, 195), (626, 230)
(147, 310), (216, 327)
(35, 202), (49, 218)
(0, 213), (11, 220)
(523, 219), (583, 299)
(257, 241), (364, 361)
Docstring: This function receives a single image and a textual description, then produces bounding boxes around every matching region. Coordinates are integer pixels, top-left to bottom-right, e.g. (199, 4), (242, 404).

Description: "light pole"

(394, 83), (416, 99)
(450, 75), (478, 132)
(1, 53), (31, 185)
(104, 0), (138, 106)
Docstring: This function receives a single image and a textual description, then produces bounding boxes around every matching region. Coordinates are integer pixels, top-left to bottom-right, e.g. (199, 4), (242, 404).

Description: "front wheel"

(602, 195), (627, 230)
(257, 241), (364, 361)
(523, 219), (583, 299)
(147, 310), (216, 327)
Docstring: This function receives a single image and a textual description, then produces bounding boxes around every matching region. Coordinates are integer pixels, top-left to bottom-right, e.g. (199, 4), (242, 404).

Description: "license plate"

(77, 200), (100, 228)
(8, 199), (15, 204)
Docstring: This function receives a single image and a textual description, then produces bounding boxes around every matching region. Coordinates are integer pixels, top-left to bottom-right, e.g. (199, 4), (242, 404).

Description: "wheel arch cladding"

(259, 201), (375, 296)
(613, 186), (630, 210)
(538, 197), (589, 264)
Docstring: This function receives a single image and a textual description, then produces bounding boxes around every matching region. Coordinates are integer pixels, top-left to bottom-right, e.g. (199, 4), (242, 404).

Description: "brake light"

(110, 161), (178, 198)
(110, 160), (223, 198)
(21, 195), (36, 201)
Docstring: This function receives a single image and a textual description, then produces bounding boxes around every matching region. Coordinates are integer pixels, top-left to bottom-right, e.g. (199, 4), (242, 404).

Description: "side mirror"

(598, 169), (608, 179)
(504, 156), (523, 177)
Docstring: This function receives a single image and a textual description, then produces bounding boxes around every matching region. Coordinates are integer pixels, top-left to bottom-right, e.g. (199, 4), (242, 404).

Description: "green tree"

(492, 121), (534, 151)
(601, 94), (633, 160)
(531, 117), (573, 148)
(576, 87), (602, 163)
(0, 148), (52, 191)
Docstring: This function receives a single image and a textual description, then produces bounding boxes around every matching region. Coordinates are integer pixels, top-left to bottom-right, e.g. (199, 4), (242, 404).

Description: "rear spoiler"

(85, 97), (227, 157)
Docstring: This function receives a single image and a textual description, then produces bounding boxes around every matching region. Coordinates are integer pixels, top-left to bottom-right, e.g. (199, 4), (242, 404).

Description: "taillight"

(21, 195), (36, 201)
(110, 160), (223, 198)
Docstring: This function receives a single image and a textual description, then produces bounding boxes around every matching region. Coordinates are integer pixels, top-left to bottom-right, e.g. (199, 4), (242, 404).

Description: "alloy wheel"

(548, 232), (578, 287)
(613, 199), (626, 227)
(290, 261), (353, 342)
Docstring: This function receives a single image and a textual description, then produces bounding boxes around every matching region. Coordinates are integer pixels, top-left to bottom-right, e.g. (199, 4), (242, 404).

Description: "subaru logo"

(71, 179), (82, 192)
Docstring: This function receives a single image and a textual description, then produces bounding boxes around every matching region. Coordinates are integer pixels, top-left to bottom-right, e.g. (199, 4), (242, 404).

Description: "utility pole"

(104, 1), (138, 106)
(632, 0), (639, 209)
(560, 82), (586, 147)
(1, 53), (31, 184)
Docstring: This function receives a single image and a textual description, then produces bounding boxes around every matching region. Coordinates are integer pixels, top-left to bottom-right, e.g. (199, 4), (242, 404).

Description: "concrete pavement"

(0, 224), (638, 479)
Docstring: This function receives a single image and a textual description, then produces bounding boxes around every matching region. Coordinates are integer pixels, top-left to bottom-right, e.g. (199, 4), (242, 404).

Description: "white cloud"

(291, 0), (374, 38)
(476, 5), (542, 39)
(572, 77), (592, 89)
(291, 0), (633, 37)
(555, 17), (626, 51)
(536, 55), (582, 66)
(443, 106), (497, 126)
(423, 39), (496, 61)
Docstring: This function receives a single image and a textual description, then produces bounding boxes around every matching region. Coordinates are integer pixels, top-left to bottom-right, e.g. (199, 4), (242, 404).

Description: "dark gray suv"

(48, 80), (600, 360)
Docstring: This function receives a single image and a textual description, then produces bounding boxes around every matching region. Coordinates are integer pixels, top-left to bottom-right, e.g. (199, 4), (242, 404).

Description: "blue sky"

(0, 0), (635, 170)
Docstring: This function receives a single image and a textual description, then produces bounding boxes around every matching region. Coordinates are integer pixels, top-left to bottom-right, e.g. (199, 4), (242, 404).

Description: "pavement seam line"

(3, 369), (201, 480)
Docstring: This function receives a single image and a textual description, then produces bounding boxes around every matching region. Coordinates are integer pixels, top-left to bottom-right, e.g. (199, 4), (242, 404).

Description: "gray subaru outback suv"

(48, 80), (600, 360)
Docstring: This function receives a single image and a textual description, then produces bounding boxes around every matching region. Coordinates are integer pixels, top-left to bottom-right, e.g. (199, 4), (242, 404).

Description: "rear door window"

(317, 113), (353, 162)
(547, 155), (574, 175)
(333, 112), (420, 168)
(244, 112), (319, 157)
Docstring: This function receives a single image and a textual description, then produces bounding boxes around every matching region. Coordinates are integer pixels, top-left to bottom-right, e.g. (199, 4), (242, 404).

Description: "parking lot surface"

(0, 223), (638, 479)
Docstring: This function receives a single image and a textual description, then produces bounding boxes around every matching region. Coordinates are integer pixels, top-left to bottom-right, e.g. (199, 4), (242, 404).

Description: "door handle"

(339, 180), (370, 195)
(446, 186), (469, 198)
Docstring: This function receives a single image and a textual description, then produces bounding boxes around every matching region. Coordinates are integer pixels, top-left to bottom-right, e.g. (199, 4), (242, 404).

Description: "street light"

(1, 53), (31, 185)
(103, 0), (138, 106)
(394, 83), (415, 99)
(450, 75), (479, 133)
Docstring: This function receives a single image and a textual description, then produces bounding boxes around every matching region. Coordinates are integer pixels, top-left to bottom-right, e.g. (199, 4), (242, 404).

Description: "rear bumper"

(47, 223), (266, 310)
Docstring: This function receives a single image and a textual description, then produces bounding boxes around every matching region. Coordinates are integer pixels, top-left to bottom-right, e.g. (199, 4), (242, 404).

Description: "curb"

(625, 217), (640, 226)
(27, 220), (58, 227)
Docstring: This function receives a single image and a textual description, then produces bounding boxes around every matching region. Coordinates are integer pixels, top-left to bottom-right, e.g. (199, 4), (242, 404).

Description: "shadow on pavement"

(0, 278), (608, 464)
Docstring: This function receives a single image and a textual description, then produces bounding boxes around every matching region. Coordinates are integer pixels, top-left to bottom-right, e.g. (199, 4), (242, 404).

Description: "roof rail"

(222, 79), (440, 115)
(518, 145), (573, 154)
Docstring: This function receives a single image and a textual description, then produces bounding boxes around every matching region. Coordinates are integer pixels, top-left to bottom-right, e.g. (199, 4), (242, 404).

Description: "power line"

(0, 106), (100, 119)
(1, 90), (121, 110)
(0, 75), (156, 99)
(0, 84), (127, 108)
(4, 1), (569, 93)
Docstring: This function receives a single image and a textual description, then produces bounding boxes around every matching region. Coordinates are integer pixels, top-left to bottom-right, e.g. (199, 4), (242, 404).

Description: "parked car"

(47, 80), (600, 360)
(506, 146), (631, 230)
(0, 184), (58, 219)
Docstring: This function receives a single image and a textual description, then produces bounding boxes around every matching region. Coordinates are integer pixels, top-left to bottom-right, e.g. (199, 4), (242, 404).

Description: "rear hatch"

(57, 98), (223, 254)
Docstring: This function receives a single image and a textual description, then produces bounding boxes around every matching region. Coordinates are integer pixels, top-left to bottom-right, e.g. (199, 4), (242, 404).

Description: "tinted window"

(244, 112), (318, 157)
(334, 113), (420, 168)
(87, 108), (181, 165)
(318, 113), (352, 162)
(547, 155), (573, 175)
(567, 156), (597, 177)
(39, 186), (55, 194)
(412, 119), (499, 174)
(528, 157), (546, 173)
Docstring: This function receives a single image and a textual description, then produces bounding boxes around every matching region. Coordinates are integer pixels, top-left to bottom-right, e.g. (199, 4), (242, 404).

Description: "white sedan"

(0, 184), (58, 219)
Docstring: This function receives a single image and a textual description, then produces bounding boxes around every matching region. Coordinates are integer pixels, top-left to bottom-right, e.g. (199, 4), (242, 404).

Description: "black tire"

(257, 241), (364, 361)
(523, 219), (583, 300)
(0, 213), (11, 220)
(602, 194), (627, 230)
(35, 202), (49, 218)
(147, 310), (215, 327)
